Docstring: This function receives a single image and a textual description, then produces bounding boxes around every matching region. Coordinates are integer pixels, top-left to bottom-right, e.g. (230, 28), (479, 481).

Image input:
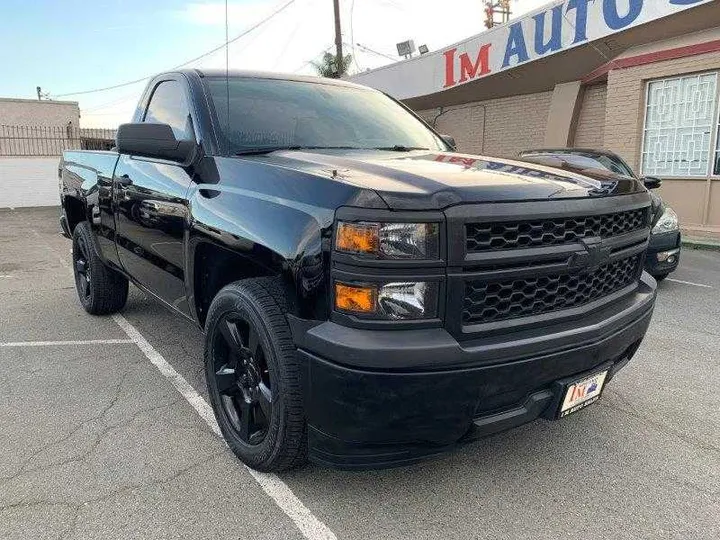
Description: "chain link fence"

(0, 125), (116, 156)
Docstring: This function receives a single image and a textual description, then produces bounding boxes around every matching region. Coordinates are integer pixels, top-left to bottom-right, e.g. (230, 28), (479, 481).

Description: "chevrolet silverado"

(59, 69), (657, 471)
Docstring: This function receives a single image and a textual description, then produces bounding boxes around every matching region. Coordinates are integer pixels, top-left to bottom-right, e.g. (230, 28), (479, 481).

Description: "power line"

(81, 90), (142, 113)
(377, 0), (405, 11)
(52, 0), (296, 98)
(271, 9), (303, 70)
(354, 42), (397, 62)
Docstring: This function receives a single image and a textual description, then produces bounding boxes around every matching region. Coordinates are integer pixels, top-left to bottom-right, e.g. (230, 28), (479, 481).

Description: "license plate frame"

(557, 369), (608, 419)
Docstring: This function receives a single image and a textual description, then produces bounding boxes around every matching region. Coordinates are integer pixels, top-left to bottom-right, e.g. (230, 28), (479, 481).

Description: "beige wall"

(418, 91), (553, 158)
(544, 81), (583, 147)
(572, 84), (607, 149)
(0, 98), (80, 127)
(603, 50), (720, 172)
(655, 180), (709, 227)
(709, 181), (720, 230)
(602, 50), (720, 230)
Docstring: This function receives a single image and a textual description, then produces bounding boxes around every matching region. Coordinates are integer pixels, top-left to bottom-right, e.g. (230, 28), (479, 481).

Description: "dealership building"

(351, 0), (720, 240)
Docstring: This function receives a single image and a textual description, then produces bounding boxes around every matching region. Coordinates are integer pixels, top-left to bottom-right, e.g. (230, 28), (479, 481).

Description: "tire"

(72, 222), (129, 315)
(204, 277), (307, 472)
(653, 273), (669, 282)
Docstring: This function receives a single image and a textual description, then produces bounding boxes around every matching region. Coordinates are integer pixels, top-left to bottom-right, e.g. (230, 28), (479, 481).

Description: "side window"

(143, 80), (194, 141)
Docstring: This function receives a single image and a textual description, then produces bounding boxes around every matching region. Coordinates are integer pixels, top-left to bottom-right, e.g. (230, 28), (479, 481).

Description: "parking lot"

(1, 206), (718, 540)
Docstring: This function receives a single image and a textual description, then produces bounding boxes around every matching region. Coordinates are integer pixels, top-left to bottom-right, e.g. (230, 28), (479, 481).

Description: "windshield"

(522, 151), (636, 178)
(205, 77), (447, 154)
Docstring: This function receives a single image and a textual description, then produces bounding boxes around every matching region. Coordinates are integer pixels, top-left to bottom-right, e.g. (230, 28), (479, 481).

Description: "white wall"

(0, 158), (60, 208)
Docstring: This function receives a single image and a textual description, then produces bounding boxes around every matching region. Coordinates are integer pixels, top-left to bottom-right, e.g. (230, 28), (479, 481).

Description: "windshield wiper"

(373, 145), (430, 152)
(235, 145), (362, 156)
(235, 145), (303, 156)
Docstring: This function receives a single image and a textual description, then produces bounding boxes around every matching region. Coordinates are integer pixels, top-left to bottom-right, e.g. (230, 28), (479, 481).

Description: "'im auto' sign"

(351, 0), (713, 99)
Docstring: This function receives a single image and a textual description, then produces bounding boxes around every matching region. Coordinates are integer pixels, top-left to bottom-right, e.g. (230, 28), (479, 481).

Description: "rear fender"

(60, 151), (121, 267)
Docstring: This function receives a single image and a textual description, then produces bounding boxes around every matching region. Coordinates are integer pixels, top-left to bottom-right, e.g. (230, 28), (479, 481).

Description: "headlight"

(652, 207), (679, 234)
(335, 221), (439, 259)
(335, 281), (439, 319)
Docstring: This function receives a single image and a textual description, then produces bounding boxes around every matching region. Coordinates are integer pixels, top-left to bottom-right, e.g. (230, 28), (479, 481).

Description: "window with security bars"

(641, 73), (719, 177)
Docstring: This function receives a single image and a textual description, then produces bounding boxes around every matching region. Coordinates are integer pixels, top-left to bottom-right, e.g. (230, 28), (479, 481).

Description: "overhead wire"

(51, 0), (296, 98)
(80, 89), (144, 114)
(353, 42), (397, 62)
(271, 4), (304, 70)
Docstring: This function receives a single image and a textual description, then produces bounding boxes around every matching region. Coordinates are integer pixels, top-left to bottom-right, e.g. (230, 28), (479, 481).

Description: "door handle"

(117, 174), (133, 187)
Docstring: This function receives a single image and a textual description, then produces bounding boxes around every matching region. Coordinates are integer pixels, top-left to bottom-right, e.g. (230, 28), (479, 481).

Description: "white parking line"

(0, 339), (134, 347)
(665, 278), (713, 289)
(111, 314), (337, 540)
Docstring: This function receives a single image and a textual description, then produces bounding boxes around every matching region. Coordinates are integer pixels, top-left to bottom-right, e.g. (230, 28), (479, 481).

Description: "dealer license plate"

(559, 370), (608, 418)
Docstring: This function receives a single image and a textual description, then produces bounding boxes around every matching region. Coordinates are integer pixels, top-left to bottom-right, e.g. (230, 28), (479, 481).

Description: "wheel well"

(64, 197), (86, 233)
(193, 242), (277, 327)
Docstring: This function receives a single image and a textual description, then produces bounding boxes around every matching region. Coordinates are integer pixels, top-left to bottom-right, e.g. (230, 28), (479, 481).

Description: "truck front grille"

(462, 254), (642, 325)
(465, 208), (647, 252)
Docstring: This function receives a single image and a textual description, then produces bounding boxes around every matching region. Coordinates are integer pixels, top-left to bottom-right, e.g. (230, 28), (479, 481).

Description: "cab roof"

(179, 68), (370, 90)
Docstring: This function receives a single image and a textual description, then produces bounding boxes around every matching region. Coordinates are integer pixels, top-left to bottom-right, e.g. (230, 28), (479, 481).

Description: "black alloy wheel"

(212, 314), (273, 445)
(74, 234), (92, 301)
(204, 278), (307, 472)
(71, 222), (128, 315)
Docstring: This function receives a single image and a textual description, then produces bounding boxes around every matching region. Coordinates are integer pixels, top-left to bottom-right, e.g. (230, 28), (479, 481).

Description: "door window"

(143, 80), (194, 141)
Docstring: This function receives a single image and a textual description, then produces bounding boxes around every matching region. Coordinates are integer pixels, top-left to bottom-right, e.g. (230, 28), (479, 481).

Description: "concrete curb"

(682, 237), (720, 252)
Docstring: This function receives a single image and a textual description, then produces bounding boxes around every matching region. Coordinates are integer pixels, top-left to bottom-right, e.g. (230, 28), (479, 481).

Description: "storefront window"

(641, 73), (718, 177)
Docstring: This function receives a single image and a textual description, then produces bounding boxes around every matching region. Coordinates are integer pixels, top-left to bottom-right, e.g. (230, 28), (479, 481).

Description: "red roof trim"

(583, 39), (720, 84)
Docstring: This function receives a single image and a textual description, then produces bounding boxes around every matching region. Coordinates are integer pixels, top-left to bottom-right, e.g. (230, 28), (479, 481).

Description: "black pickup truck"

(60, 69), (657, 471)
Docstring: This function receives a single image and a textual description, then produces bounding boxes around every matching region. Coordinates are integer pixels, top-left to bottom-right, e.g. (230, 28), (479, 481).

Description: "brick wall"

(0, 98), (80, 127)
(602, 50), (720, 229)
(572, 83), (607, 149)
(417, 91), (553, 158)
(603, 50), (720, 171)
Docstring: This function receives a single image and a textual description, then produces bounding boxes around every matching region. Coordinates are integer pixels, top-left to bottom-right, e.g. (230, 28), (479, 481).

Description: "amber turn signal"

(335, 282), (377, 314)
(335, 222), (379, 255)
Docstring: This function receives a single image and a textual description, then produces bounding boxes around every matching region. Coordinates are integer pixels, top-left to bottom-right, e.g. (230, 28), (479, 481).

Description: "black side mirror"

(642, 176), (662, 190)
(116, 123), (197, 164)
(440, 134), (456, 151)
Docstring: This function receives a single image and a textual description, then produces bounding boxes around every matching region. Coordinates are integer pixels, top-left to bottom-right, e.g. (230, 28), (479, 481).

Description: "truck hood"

(239, 149), (646, 210)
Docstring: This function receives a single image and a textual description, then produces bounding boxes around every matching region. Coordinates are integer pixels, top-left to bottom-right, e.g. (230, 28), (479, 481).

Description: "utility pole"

(333, 0), (343, 77)
(35, 86), (50, 100)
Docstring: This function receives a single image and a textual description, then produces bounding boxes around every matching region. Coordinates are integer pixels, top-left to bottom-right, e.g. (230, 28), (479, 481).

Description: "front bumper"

(645, 230), (681, 276)
(293, 274), (656, 469)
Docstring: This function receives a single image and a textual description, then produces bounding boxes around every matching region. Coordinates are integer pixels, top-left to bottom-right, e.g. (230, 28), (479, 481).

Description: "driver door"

(113, 78), (195, 316)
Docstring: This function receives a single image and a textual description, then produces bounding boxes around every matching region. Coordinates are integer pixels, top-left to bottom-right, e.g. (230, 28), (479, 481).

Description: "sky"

(0, 0), (550, 128)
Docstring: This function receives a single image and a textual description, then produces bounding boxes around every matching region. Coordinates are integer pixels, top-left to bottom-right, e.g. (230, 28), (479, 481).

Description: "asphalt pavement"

(1, 206), (718, 540)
